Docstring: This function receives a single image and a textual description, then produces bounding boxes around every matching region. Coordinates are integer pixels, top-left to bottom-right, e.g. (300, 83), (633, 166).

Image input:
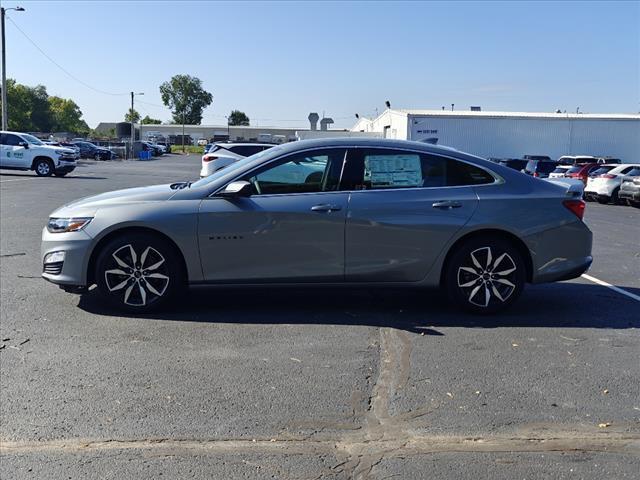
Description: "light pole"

(225, 115), (230, 140)
(1, 5), (25, 131)
(130, 91), (143, 158)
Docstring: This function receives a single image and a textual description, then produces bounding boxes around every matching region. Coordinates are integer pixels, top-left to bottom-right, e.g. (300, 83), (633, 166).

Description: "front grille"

(43, 261), (63, 275)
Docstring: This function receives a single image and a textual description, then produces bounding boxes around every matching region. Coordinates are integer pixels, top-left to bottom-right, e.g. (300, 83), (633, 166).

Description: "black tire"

(54, 171), (68, 177)
(611, 188), (620, 205)
(95, 233), (186, 313)
(444, 236), (526, 314)
(34, 158), (54, 177)
(597, 196), (609, 205)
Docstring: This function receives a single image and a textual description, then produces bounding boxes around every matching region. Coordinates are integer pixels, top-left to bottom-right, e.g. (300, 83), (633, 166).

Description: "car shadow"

(76, 282), (640, 334)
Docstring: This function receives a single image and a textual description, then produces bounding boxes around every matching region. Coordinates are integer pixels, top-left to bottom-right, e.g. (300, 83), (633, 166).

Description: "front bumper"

(619, 188), (640, 201)
(41, 227), (93, 286)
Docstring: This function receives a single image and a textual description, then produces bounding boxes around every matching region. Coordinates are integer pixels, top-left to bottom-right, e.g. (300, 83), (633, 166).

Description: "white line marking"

(581, 274), (640, 303)
(0, 177), (37, 183)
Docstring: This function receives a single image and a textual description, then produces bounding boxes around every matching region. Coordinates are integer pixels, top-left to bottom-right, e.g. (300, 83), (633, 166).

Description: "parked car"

(1, 130), (77, 176)
(523, 155), (552, 162)
(596, 157), (622, 165)
(41, 138), (592, 315)
(549, 165), (572, 178)
(145, 142), (165, 155)
(564, 163), (608, 185)
(200, 143), (274, 177)
(619, 175), (640, 207)
(72, 141), (115, 160)
(557, 155), (599, 166)
(523, 159), (558, 178)
(203, 143), (214, 154)
(496, 158), (528, 171)
(584, 164), (640, 204)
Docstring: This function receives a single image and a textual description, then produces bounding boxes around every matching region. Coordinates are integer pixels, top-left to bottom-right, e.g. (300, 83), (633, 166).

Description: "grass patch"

(169, 145), (205, 154)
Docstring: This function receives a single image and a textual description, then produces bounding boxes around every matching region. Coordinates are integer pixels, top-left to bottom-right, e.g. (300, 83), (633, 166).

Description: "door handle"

(311, 204), (342, 212)
(432, 200), (462, 209)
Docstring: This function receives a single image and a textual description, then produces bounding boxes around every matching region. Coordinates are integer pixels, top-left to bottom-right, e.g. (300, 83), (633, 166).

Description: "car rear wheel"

(444, 236), (526, 314)
(34, 158), (54, 177)
(95, 233), (185, 313)
(94, 153), (102, 161)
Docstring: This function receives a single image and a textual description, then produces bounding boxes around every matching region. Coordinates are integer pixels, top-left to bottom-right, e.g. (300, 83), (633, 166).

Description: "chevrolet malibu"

(41, 138), (593, 314)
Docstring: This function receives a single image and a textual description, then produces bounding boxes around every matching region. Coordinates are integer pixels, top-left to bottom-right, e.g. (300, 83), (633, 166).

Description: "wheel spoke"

(494, 267), (516, 276)
(491, 284), (505, 302)
(138, 283), (147, 306)
(105, 268), (127, 276)
(483, 285), (491, 307)
(107, 277), (130, 292)
(127, 245), (138, 265)
(140, 247), (150, 268)
(495, 278), (516, 288)
(459, 266), (479, 275)
(145, 272), (169, 280)
(124, 283), (135, 304)
(145, 258), (165, 271)
(470, 250), (483, 270)
(485, 247), (493, 269)
(112, 251), (131, 269)
(468, 285), (482, 302)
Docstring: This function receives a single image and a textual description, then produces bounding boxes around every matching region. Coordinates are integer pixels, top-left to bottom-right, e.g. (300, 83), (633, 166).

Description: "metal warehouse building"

(351, 109), (640, 161)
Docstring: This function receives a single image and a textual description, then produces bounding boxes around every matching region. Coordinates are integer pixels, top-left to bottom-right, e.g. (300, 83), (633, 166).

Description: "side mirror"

(19, 141), (29, 149)
(219, 180), (252, 197)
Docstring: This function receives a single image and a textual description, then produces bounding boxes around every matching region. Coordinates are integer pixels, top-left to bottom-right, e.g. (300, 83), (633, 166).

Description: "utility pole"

(182, 110), (185, 154)
(1, 6), (25, 131)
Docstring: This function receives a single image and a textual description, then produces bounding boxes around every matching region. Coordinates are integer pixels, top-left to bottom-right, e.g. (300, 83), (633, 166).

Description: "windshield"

(191, 145), (284, 188)
(21, 134), (44, 146)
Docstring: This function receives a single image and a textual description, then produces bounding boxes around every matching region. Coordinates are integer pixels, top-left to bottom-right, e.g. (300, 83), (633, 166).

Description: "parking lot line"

(0, 177), (38, 183)
(581, 273), (640, 302)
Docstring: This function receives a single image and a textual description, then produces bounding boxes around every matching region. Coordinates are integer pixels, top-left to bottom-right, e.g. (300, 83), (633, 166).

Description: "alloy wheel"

(104, 244), (170, 307)
(457, 246), (517, 308)
(37, 161), (51, 175)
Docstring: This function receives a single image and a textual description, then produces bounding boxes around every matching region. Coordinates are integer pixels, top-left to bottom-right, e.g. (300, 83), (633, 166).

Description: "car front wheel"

(34, 158), (54, 177)
(95, 233), (185, 312)
(444, 236), (526, 314)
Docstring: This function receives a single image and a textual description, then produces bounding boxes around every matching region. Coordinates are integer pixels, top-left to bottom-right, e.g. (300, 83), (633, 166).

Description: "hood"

(41, 145), (76, 156)
(51, 183), (177, 217)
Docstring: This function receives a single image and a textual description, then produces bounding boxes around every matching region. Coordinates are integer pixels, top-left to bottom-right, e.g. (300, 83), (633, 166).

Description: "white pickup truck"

(0, 131), (78, 177)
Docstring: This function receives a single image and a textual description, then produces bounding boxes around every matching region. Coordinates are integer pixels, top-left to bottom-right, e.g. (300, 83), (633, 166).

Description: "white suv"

(584, 164), (640, 204)
(200, 143), (273, 177)
(1, 131), (78, 177)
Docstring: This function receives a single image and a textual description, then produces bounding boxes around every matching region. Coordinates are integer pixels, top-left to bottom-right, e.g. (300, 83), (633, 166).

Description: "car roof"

(215, 142), (274, 147)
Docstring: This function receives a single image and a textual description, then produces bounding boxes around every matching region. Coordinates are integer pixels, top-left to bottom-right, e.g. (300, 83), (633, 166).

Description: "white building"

(351, 109), (640, 161)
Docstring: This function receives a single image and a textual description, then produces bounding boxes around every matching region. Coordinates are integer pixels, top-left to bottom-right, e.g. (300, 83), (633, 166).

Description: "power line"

(7, 17), (128, 97)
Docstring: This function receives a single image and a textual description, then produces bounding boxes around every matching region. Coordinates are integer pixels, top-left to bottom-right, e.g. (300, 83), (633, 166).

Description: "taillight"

(202, 155), (218, 163)
(533, 172), (539, 177)
(599, 174), (616, 179)
(563, 199), (586, 220)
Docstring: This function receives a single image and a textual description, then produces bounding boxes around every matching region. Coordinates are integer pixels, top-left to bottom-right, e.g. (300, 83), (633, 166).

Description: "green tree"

(159, 74), (213, 125)
(141, 115), (162, 125)
(1, 79), (52, 131)
(228, 110), (250, 126)
(48, 96), (89, 134)
(124, 108), (140, 123)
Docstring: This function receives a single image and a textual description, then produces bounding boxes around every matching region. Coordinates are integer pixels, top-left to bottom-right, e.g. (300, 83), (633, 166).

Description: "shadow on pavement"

(77, 282), (640, 333)
(0, 172), (106, 180)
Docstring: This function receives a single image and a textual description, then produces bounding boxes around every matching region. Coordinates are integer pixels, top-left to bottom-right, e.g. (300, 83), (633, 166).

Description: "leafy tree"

(48, 96), (89, 134)
(228, 110), (250, 126)
(141, 115), (162, 125)
(124, 108), (140, 123)
(0, 79), (89, 134)
(159, 74), (213, 125)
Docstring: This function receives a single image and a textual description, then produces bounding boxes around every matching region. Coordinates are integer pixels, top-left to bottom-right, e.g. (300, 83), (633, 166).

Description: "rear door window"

(2, 134), (23, 146)
(342, 149), (495, 190)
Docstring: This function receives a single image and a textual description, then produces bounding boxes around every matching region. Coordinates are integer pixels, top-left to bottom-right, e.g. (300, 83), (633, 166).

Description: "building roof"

(394, 109), (640, 120)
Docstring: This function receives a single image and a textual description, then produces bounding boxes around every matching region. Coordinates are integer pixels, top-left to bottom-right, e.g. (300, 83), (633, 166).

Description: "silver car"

(41, 138), (593, 314)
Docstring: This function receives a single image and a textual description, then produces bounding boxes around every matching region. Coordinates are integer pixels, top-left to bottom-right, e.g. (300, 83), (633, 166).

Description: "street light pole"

(1, 6), (25, 131)
(129, 91), (143, 159)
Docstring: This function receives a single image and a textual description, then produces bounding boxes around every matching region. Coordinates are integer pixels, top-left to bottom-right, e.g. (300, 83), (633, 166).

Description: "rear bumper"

(526, 221), (593, 284)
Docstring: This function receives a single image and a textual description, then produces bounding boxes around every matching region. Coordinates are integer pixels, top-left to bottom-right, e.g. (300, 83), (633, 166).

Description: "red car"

(565, 163), (610, 185)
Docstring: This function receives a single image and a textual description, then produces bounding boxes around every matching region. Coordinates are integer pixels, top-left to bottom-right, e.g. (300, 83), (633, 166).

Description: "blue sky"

(6, 1), (639, 128)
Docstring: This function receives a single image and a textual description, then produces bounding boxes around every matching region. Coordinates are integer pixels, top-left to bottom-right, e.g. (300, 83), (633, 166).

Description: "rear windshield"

(590, 166), (614, 176)
(566, 166), (583, 174)
(532, 161), (558, 174)
(551, 167), (566, 173)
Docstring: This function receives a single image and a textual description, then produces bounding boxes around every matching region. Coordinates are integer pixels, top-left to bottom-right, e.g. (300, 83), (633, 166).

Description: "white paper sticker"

(365, 154), (423, 187)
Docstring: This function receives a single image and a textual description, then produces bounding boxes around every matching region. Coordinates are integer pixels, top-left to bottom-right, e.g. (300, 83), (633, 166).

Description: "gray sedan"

(41, 138), (593, 314)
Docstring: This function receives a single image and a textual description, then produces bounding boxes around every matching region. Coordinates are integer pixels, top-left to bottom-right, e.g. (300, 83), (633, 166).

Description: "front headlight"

(47, 217), (93, 233)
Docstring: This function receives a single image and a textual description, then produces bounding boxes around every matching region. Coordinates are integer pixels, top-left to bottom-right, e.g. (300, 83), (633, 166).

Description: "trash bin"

(138, 151), (152, 160)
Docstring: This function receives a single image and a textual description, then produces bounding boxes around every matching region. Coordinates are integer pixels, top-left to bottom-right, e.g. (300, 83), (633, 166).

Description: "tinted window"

(590, 166), (614, 176)
(501, 159), (527, 171)
(537, 162), (558, 174)
(344, 149), (494, 190)
(230, 145), (266, 157)
(566, 166), (582, 174)
(2, 134), (23, 146)
(627, 168), (640, 176)
(241, 148), (345, 195)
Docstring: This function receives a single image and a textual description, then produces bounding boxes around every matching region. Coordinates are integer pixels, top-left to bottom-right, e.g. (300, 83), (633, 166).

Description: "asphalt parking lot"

(1, 155), (639, 479)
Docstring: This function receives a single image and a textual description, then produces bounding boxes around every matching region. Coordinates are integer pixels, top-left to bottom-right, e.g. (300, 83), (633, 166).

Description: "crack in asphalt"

(2, 326), (639, 478)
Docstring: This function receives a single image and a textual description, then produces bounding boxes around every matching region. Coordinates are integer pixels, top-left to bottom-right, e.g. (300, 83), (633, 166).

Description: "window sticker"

(364, 154), (423, 187)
